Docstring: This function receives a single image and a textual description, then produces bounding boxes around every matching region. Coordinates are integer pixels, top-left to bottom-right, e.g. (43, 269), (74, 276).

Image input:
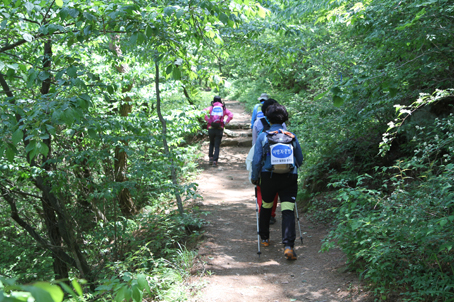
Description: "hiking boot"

(209, 157), (213, 165)
(269, 216), (276, 225)
(261, 239), (270, 247)
(284, 246), (297, 260)
(212, 161), (217, 167)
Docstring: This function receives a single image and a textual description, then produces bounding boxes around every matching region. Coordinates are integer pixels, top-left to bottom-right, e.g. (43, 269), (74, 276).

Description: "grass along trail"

(188, 99), (371, 302)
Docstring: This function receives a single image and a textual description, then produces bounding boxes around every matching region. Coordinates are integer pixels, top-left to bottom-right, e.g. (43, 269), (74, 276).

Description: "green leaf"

(164, 6), (175, 16)
(37, 142), (49, 157)
(132, 285), (142, 302)
(88, 128), (97, 139)
(172, 66), (181, 80)
(124, 287), (132, 302)
(67, 66), (77, 78)
(6, 146), (15, 162)
(176, 9), (184, 18)
(166, 64), (173, 75)
(55, 0), (63, 7)
(24, 286), (53, 302)
(136, 274), (149, 293)
(145, 26), (154, 37)
(389, 88), (398, 97)
(331, 86), (341, 95)
(314, 90), (329, 100)
(33, 282), (64, 302)
(12, 129), (23, 145)
(137, 32), (146, 44)
(333, 95), (344, 107)
(38, 71), (50, 81)
(256, 4), (266, 18)
(219, 13), (229, 25)
(57, 281), (78, 298)
(71, 279), (83, 296)
(114, 286), (125, 302)
(25, 140), (36, 153)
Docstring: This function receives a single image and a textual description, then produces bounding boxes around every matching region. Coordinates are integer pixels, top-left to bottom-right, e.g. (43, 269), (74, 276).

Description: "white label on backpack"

(211, 106), (223, 117)
(270, 143), (294, 165)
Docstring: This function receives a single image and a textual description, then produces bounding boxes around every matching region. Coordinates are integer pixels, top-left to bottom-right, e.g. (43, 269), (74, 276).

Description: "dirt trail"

(189, 100), (372, 302)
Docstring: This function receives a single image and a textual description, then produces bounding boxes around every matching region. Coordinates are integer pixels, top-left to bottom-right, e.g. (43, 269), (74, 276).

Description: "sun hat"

(257, 93), (269, 101)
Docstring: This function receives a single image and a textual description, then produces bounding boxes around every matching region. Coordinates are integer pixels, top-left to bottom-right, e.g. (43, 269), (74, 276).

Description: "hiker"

(252, 98), (287, 225)
(250, 103), (304, 260)
(250, 93), (268, 129)
(204, 96), (233, 167)
(252, 98), (287, 145)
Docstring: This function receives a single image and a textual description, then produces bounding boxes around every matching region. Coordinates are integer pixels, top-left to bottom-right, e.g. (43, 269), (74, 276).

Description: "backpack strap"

(260, 118), (270, 132)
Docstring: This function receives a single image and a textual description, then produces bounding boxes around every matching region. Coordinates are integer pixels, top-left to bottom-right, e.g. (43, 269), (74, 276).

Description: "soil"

(188, 100), (373, 302)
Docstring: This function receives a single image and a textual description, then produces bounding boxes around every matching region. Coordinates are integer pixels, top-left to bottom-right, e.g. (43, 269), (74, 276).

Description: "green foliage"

(223, 0), (454, 299)
(1, 0), (254, 296)
(322, 112), (454, 300)
(0, 278), (84, 302)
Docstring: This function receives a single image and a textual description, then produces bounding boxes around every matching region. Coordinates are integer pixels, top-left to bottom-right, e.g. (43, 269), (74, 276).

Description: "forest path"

(188, 100), (371, 302)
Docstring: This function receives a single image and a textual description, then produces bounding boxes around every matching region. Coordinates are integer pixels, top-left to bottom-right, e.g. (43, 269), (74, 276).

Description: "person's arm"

(293, 136), (304, 168)
(224, 108), (234, 124)
(251, 133), (265, 182)
(252, 123), (258, 146)
(250, 104), (258, 129)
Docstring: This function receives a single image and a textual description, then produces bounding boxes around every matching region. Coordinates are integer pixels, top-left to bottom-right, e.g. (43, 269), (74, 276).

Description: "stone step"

(225, 123), (250, 130)
(224, 129), (252, 138)
(221, 137), (252, 147)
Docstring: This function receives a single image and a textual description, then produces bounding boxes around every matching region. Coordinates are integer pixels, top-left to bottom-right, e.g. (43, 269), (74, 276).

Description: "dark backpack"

(263, 129), (296, 174)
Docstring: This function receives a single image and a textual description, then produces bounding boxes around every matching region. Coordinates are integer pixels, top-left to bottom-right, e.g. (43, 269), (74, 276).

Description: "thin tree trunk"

(0, 41), (94, 285)
(41, 40), (69, 281)
(155, 63), (184, 215)
(110, 35), (136, 216)
(182, 86), (194, 105)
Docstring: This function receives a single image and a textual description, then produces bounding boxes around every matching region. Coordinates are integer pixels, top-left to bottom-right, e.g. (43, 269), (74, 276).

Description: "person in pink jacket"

(204, 96), (234, 167)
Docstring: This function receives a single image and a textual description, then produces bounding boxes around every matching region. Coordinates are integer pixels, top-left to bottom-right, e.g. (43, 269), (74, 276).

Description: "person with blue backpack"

(250, 103), (304, 260)
(252, 98), (287, 225)
(204, 96), (233, 167)
(252, 98), (287, 146)
(250, 93), (268, 129)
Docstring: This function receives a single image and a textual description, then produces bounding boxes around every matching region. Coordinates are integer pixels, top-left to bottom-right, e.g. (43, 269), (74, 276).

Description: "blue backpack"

(262, 129), (296, 174)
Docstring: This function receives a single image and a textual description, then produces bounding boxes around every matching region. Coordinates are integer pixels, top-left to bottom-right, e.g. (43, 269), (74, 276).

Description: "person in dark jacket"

(251, 103), (304, 260)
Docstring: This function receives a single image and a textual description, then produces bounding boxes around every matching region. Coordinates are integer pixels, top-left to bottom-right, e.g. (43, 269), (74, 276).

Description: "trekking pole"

(255, 195), (261, 257)
(294, 201), (303, 244)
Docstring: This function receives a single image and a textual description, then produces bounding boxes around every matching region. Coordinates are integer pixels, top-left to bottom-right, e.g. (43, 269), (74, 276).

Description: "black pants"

(208, 128), (223, 161)
(259, 172), (298, 247)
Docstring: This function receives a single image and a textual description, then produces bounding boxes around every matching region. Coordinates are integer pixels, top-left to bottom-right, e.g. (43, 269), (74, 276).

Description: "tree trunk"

(110, 35), (136, 216)
(40, 40), (70, 281)
(155, 63), (184, 215)
(0, 40), (94, 285)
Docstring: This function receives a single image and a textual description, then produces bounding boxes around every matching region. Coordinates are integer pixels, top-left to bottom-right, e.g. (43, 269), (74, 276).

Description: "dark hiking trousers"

(259, 172), (298, 247)
(208, 128), (223, 162)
